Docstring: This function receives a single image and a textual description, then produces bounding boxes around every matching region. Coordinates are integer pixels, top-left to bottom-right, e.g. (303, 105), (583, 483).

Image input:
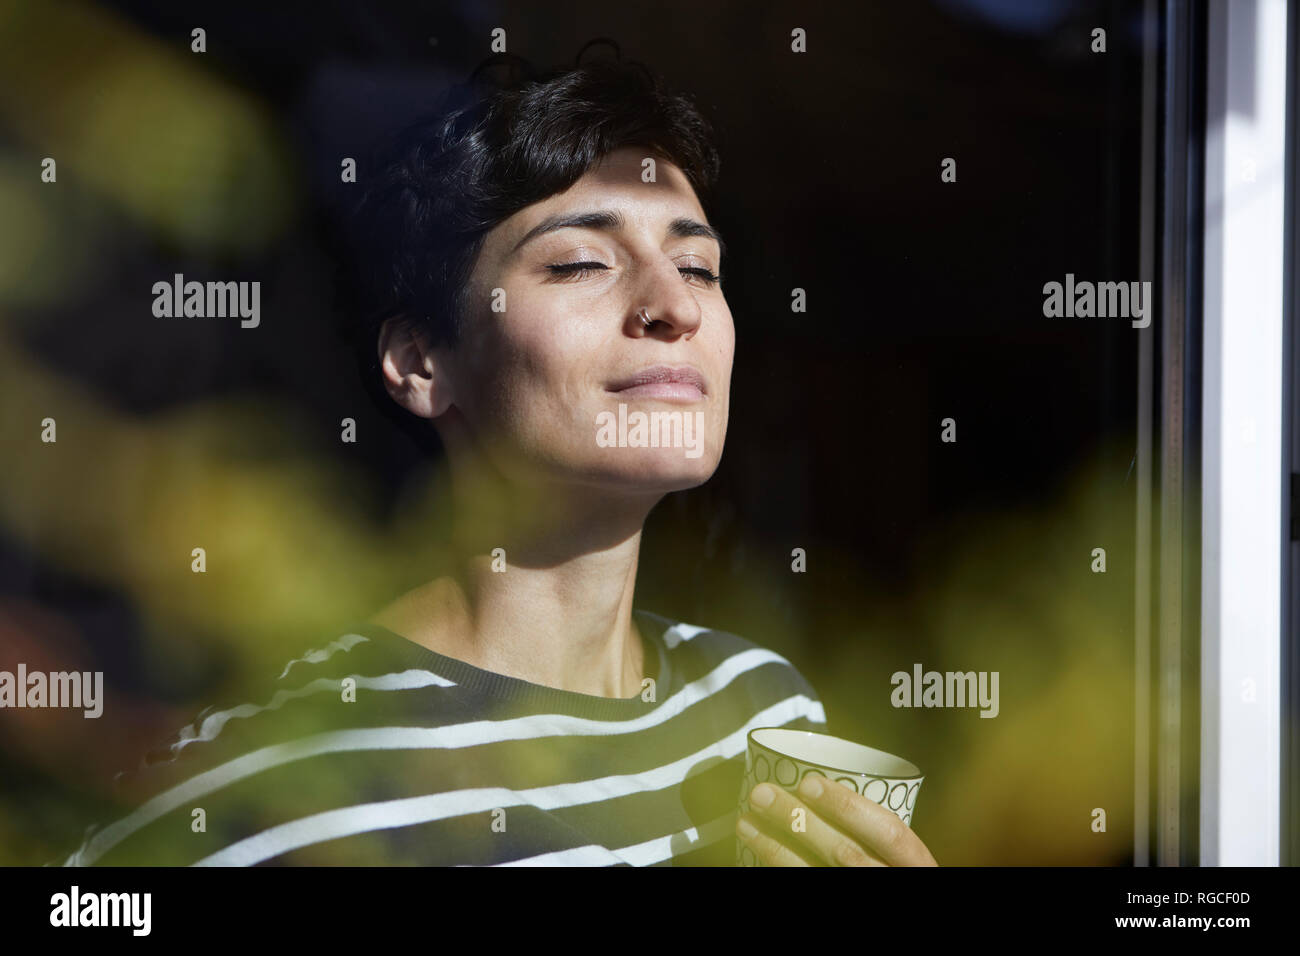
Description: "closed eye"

(545, 261), (609, 280)
(545, 261), (721, 285)
(680, 266), (721, 285)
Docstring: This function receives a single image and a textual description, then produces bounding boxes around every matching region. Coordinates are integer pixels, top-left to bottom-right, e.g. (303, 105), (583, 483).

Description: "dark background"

(0, 0), (1144, 864)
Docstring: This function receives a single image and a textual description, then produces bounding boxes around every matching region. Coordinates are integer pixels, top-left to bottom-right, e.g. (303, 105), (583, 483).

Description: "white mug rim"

(747, 727), (924, 781)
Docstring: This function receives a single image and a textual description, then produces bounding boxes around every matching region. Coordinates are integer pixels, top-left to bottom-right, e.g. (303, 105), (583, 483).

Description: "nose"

(626, 256), (704, 340)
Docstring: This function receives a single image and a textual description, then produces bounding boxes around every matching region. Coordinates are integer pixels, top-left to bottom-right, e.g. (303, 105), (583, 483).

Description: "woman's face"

(441, 145), (734, 496)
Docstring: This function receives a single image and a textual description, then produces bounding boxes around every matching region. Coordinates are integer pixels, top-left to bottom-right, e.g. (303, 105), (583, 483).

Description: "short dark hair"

(333, 44), (722, 447)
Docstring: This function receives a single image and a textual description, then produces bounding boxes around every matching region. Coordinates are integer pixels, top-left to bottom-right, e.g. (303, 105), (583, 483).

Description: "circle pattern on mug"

(835, 776), (860, 793)
(775, 758), (798, 787)
(889, 783), (907, 810)
(754, 754), (770, 783)
(864, 778), (888, 804)
(906, 782), (920, 809)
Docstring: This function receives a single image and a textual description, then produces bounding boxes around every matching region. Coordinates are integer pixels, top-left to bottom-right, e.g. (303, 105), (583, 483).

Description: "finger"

(736, 812), (818, 866)
(745, 782), (886, 867)
(795, 776), (936, 866)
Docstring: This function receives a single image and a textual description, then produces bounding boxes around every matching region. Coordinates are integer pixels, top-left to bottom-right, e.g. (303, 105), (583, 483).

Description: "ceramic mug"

(737, 727), (924, 866)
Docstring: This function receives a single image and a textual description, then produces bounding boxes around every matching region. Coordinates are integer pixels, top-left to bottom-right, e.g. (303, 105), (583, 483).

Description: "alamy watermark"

(595, 403), (705, 459)
(891, 663), (999, 718)
(50, 886), (150, 936)
(0, 665), (103, 718)
(152, 273), (260, 328)
(1042, 273), (1151, 328)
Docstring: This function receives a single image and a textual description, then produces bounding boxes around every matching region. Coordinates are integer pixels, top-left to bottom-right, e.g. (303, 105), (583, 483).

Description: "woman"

(64, 49), (936, 867)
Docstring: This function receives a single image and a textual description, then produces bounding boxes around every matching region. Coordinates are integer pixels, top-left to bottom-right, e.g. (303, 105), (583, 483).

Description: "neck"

(369, 451), (662, 699)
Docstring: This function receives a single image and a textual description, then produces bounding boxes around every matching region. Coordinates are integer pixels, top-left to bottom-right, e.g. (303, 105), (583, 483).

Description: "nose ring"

(638, 307), (654, 329)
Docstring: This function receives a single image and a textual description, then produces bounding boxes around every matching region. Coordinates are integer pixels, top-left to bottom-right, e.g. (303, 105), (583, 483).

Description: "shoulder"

(60, 625), (428, 867)
(137, 628), (412, 767)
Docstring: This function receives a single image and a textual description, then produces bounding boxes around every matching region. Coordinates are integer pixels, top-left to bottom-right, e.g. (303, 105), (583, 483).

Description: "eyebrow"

(510, 209), (726, 261)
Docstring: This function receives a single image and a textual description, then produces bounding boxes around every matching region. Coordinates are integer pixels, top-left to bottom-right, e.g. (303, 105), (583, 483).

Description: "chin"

(581, 448), (723, 495)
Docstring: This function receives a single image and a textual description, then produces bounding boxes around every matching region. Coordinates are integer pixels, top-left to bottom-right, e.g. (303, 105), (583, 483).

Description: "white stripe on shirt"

(277, 633), (371, 680)
(166, 668), (458, 757)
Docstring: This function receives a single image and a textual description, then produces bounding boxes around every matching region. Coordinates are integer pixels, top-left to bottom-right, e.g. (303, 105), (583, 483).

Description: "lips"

(606, 365), (708, 402)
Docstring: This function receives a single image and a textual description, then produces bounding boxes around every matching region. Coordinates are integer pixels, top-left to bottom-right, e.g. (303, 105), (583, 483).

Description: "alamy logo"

(50, 886), (151, 936)
(0, 665), (103, 718)
(595, 403), (705, 459)
(152, 273), (260, 327)
(890, 663), (999, 718)
(1041, 273), (1151, 328)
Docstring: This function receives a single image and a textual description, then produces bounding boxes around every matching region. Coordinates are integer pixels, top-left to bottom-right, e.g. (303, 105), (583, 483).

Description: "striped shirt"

(62, 609), (827, 866)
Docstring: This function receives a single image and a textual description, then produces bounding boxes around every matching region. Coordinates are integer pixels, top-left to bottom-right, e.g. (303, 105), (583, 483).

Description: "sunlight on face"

(448, 146), (734, 495)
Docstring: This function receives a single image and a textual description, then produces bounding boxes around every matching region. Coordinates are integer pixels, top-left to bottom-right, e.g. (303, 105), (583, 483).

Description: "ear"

(377, 316), (455, 419)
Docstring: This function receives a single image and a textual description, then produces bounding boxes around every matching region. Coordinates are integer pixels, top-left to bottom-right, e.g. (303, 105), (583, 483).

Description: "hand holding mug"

(737, 774), (938, 866)
(736, 728), (937, 867)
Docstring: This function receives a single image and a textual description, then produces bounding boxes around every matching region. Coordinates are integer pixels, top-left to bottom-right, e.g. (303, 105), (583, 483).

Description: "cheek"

(465, 303), (601, 432)
(710, 312), (736, 395)
(719, 326), (736, 376)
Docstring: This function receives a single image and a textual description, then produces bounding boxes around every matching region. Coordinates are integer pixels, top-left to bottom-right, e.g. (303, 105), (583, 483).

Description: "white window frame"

(1199, 0), (1290, 866)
